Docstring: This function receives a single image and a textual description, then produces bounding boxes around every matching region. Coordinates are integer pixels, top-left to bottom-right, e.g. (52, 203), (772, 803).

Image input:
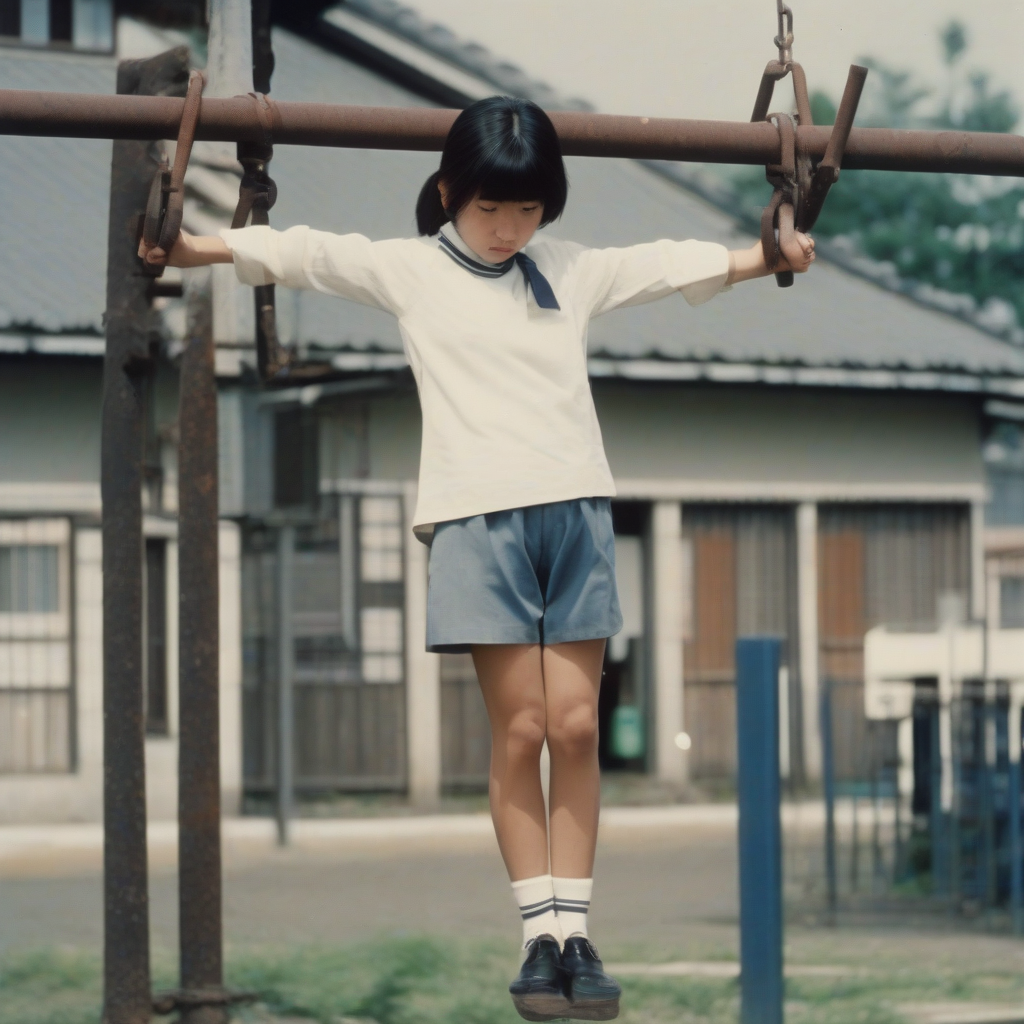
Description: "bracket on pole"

(750, 1), (867, 288)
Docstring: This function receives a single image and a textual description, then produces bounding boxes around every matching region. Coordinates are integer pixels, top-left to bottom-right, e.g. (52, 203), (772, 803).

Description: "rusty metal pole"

(177, 271), (225, 1024)
(101, 48), (190, 1024)
(2, 92), (1024, 175)
(173, 3), (250, 1020)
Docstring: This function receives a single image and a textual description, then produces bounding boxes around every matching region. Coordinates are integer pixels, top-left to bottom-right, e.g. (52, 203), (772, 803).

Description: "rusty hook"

(141, 68), (205, 276)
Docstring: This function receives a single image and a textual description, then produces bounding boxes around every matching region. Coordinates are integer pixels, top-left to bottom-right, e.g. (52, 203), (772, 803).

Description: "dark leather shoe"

(561, 936), (621, 1020)
(509, 934), (571, 1021)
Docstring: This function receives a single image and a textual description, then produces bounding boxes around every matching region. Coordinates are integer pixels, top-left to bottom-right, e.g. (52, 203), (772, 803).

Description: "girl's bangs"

(476, 155), (552, 204)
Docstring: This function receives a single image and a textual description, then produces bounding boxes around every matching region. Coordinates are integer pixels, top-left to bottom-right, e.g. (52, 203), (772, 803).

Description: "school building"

(2, 1), (1024, 821)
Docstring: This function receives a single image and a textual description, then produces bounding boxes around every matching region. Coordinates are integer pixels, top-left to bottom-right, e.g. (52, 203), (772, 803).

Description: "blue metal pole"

(1011, 707), (1023, 934)
(930, 705), (947, 897)
(736, 637), (784, 1024)
(820, 680), (838, 919)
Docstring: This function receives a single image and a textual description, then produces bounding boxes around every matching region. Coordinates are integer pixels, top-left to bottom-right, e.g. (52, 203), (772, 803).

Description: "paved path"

(0, 807), (738, 957)
(3, 805), (1023, 979)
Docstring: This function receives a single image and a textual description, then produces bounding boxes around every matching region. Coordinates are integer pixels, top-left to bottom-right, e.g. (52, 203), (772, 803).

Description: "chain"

(775, 0), (794, 65)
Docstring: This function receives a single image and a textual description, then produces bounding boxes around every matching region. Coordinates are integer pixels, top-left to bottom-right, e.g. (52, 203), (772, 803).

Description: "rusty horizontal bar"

(2, 89), (1024, 176)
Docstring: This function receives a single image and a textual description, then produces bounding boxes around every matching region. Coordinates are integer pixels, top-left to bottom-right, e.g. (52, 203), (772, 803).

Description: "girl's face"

(441, 185), (545, 263)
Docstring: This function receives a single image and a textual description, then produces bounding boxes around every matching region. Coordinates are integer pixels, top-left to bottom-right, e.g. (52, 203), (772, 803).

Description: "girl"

(142, 95), (814, 1022)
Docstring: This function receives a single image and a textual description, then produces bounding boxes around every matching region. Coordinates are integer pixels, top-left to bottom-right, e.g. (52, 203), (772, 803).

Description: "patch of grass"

(3, 938), (1024, 1024)
(0, 948), (101, 1024)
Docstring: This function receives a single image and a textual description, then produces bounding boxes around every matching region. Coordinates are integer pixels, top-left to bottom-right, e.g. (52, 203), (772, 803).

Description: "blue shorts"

(426, 497), (622, 653)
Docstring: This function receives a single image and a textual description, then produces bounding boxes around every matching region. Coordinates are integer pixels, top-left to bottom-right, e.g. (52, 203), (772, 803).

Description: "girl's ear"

(437, 179), (449, 210)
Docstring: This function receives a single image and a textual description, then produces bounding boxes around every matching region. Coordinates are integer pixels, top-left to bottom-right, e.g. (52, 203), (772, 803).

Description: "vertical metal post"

(1012, 753), (1023, 934)
(736, 636), (784, 1024)
(178, 272), (225, 1024)
(983, 690), (998, 910)
(102, 49), (189, 1024)
(850, 796), (859, 892)
(820, 679), (838, 920)
(276, 524), (295, 846)
(1010, 701), (1023, 934)
(949, 701), (961, 906)
(930, 706), (947, 897)
(171, 0), (255, 1013)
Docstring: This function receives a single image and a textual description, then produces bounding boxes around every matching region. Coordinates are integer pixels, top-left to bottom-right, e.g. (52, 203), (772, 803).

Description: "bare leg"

(472, 643), (549, 881)
(544, 639), (605, 878)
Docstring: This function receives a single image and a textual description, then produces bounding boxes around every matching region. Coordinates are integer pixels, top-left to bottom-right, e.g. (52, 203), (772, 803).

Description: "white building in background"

(1, 1), (1023, 821)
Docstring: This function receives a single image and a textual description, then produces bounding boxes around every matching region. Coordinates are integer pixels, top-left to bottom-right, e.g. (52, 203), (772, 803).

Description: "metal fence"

(816, 679), (1023, 926)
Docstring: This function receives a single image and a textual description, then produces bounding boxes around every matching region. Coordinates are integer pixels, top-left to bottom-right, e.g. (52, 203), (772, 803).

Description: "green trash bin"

(610, 704), (645, 760)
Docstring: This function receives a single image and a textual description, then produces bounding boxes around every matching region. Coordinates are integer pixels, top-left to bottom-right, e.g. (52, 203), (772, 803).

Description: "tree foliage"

(728, 21), (1024, 336)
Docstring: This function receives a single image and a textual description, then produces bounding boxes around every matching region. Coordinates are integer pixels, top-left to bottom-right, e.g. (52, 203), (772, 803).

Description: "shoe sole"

(511, 992), (573, 1021)
(566, 997), (620, 1021)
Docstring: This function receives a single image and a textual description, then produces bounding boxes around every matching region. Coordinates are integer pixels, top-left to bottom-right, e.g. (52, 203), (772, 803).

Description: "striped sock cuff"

(553, 897), (590, 913)
(552, 877), (593, 939)
(512, 874), (556, 918)
(519, 896), (557, 920)
(512, 874), (561, 945)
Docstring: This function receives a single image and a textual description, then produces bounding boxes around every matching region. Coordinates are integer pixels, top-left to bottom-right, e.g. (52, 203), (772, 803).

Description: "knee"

(547, 703), (599, 759)
(501, 706), (547, 763)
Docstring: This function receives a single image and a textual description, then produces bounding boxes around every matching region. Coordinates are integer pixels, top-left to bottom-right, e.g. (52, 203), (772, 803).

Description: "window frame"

(0, 517), (76, 774)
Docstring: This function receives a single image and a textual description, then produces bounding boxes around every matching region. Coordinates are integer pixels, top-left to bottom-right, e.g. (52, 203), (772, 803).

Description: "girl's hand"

(138, 230), (233, 268)
(778, 230), (815, 274)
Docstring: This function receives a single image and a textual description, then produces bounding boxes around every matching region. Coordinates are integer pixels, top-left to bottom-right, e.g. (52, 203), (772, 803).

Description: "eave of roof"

(0, 333), (105, 357)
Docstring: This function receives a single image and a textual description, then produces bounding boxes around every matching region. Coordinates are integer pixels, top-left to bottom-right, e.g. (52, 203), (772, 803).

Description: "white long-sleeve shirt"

(220, 222), (730, 533)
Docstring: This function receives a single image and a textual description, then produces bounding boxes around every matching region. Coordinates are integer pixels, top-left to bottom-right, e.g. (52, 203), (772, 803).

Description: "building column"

(797, 502), (821, 781)
(404, 485), (441, 807)
(971, 499), (986, 621)
(651, 500), (686, 784)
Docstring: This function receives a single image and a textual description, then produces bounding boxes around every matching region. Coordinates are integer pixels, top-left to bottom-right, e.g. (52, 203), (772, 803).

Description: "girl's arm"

(143, 225), (401, 312)
(727, 231), (815, 285)
(138, 231), (232, 268)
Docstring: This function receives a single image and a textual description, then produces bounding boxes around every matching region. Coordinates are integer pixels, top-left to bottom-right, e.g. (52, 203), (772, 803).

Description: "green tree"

(728, 23), (1024, 334)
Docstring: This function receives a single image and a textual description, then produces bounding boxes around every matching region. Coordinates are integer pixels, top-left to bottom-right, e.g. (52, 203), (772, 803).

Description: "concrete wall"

(0, 359), (101, 485)
(0, 358), (179, 513)
(337, 382), (985, 497)
(596, 383), (985, 495)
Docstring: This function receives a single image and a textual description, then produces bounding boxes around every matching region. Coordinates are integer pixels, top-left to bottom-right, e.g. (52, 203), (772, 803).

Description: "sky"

(401, 1), (1024, 125)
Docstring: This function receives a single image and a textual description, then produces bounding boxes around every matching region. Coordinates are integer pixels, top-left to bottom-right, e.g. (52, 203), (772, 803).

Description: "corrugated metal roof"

(2, 24), (1023, 382)
(261, 28), (1024, 378)
(0, 48), (116, 335)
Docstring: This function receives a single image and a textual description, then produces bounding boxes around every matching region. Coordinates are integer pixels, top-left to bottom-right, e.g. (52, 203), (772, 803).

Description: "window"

(359, 497), (404, 683)
(0, 519), (72, 773)
(274, 407), (318, 509)
(0, 544), (59, 612)
(1001, 576), (1024, 629)
(0, 0), (112, 50)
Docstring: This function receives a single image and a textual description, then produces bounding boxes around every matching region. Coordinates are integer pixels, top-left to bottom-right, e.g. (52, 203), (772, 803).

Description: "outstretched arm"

(138, 231), (232, 268)
(727, 231), (815, 285)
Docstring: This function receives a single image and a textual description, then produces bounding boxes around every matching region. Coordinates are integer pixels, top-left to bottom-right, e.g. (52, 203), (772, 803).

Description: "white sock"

(553, 877), (593, 940)
(512, 874), (562, 946)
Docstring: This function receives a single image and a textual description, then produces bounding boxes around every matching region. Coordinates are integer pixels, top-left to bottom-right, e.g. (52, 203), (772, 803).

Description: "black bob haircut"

(416, 95), (568, 236)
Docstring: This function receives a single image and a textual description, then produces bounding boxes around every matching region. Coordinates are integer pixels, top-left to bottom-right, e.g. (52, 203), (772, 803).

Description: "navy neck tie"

(438, 232), (561, 310)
